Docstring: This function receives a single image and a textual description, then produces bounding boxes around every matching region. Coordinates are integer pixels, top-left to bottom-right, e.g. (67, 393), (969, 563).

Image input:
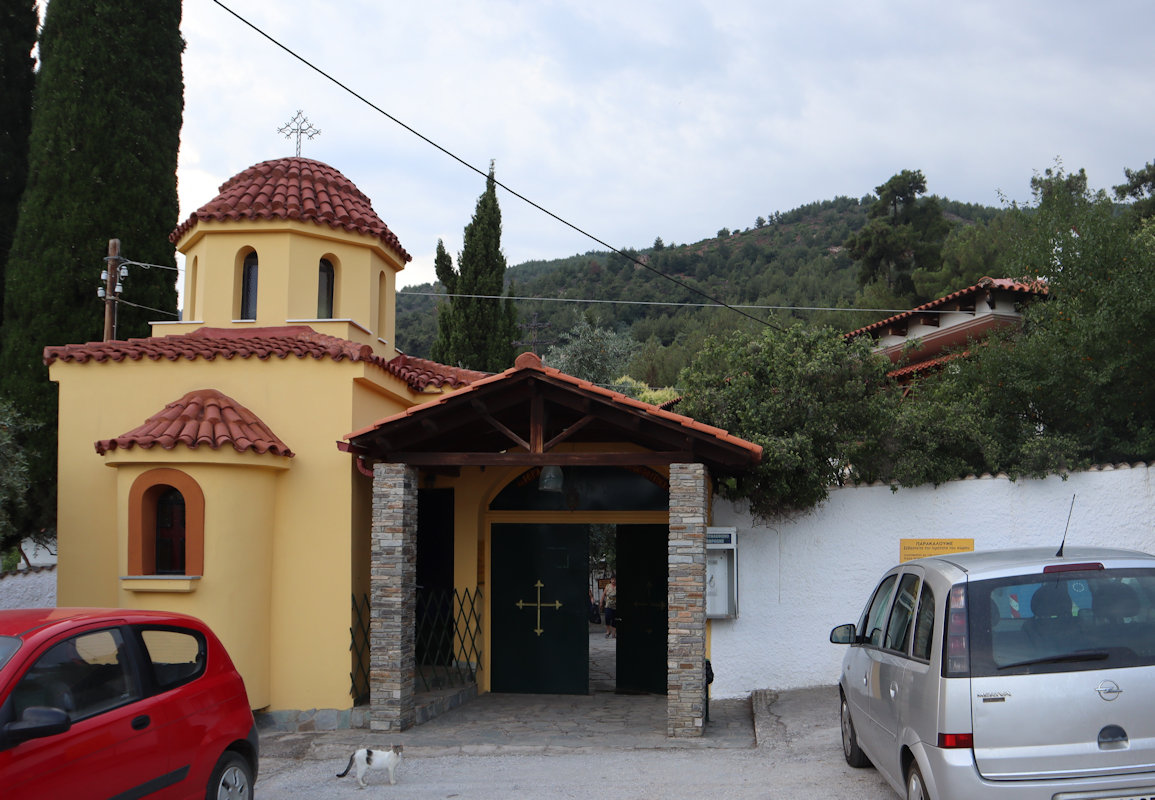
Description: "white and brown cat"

(336, 744), (403, 788)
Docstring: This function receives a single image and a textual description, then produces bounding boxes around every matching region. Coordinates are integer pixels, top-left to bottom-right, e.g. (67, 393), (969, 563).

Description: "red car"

(0, 608), (258, 799)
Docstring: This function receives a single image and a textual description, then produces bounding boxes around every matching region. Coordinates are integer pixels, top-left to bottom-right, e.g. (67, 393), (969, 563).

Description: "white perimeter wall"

(708, 464), (1155, 699)
(0, 567), (57, 610)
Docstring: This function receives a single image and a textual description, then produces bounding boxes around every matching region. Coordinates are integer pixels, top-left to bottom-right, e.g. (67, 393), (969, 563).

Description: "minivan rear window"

(966, 568), (1155, 676)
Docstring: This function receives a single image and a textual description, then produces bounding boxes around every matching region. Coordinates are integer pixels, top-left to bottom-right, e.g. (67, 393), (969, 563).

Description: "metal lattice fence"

(349, 588), (483, 703)
(416, 587), (483, 692)
(349, 593), (371, 705)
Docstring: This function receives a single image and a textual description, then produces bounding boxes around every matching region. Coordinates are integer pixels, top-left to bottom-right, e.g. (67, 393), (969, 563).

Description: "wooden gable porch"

(343, 352), (761, 737)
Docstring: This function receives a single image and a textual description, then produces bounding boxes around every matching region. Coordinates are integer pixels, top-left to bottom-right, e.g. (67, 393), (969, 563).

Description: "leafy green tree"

(0, 0), (38, 325)
(894, 164), (1155, 479)
(0, 0), (183, 535)
(1114, 159), (1155, 220)
(914, 213), (1022, 300)
(0, 399), (32, 554)
(677, 324), (896, 520)
(543, 317), (636, 386)
(844, 169), (949, 300)
(431, 164), (518, 371)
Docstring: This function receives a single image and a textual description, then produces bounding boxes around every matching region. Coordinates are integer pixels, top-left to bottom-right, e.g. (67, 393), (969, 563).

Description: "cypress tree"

(0, 0), (38, 324)
(431, 164), (518, 372)
(0, 0), (183, 535)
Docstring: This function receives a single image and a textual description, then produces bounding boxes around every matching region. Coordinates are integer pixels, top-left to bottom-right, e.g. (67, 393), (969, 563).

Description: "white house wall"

(707, 464), (1155, 699)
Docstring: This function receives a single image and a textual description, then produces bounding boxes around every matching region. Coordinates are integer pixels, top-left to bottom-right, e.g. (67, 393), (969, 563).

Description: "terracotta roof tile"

(347, 351), (763, 462)
(886, 351), (966, 380)
(169, 157), (412, 262)
(44, 326), (484, 392)
(844, 276), (1047, 340)
(95, 389), (294, 457)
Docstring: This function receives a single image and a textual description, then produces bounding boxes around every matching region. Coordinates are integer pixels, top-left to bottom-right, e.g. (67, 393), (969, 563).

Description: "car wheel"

(840, 695), (871, 767)
(906, 761), (928, 800)
(206, 751), (253, 800)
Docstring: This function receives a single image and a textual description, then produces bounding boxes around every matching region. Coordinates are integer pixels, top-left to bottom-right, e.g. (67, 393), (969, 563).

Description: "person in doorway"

(601, 576), (618, 638)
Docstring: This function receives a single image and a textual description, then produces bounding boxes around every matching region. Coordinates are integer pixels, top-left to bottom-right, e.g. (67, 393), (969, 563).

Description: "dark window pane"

(318, 258), (334, 318)
(155, 487), (186, 575)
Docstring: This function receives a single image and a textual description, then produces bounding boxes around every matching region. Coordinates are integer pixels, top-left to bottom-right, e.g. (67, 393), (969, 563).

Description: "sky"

(177, 0), (1155, 289)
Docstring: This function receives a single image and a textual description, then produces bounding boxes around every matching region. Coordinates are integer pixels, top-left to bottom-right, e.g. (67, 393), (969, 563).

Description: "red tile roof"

(347, 351), (763, 462)
(95, 389), (294, 457)
(169, 157), (411, 262)
(844, 276), (1047, 340)
(886, 351), (966, 380)
(44, 326), (484, 392)
(384, 353), (488, 390)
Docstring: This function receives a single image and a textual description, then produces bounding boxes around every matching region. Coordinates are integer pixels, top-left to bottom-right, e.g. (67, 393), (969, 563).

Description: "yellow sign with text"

(900, 538), (975, 563)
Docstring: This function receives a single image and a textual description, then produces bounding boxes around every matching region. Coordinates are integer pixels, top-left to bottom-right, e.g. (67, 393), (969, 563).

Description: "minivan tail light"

(944, 584), (969, 677)
(938, 732), (974, 749)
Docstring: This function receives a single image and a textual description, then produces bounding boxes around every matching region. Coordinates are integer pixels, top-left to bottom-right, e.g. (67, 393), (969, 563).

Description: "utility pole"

(514, 312), (554, 356)
(102, 239), (122, 341)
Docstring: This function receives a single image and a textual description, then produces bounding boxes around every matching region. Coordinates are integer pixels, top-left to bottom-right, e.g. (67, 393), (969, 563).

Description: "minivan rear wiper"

(997, 650), (1110, 670)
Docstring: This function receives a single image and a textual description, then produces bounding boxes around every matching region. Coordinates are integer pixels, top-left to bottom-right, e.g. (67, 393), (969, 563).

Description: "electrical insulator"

(119, 265), (129, 279)
(100, 270), (109, 282)
(97, 287), (106, 298)
(114, 282), (123, 294)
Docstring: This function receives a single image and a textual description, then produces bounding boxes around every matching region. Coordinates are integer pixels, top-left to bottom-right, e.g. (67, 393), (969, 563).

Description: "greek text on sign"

(900, 538), (974, 563)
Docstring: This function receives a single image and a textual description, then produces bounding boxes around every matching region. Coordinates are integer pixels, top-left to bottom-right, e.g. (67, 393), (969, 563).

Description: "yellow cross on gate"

(516, 580), (562, 636)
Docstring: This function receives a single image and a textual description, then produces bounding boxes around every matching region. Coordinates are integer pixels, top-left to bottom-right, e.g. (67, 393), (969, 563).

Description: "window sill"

(120, 575), (202, 593)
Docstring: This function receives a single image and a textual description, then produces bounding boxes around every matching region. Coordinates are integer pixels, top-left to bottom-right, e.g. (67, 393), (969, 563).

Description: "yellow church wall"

(51, 344), (417, 712)
(108, 457), (281, 709)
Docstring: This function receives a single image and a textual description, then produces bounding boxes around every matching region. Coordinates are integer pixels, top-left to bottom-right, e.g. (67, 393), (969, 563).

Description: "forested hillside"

(397, 187), (1010, 385)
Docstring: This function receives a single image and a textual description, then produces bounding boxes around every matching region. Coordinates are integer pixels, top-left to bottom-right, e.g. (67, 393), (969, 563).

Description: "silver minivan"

(831, 546), (1155, 800)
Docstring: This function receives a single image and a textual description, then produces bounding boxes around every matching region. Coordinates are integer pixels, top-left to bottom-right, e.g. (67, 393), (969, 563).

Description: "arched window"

(155, 487), (186, 574)
(376, 271), (389, 342)
(128, 470), (205, 576)
(318, 258), (335, 318)
(185, 256), (198, 320)
(240, 251), (258, 320)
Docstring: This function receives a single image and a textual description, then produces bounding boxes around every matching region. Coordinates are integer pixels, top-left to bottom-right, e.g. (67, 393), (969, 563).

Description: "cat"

(335, 744), (404, 788)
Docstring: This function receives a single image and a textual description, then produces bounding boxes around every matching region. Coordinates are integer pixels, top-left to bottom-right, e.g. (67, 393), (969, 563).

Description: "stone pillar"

(667, 462), (708, 737)
(369, 462), (418, 731)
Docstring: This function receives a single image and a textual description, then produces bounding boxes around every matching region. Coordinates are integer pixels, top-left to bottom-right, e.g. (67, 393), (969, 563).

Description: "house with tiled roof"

(47, 157), (761, 737)
(844, 276), (1047, 382)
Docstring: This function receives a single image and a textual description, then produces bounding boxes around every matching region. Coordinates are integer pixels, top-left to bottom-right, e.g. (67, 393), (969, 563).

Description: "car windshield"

(0, 636), (19, 669)
(967, 568), (1155, 676)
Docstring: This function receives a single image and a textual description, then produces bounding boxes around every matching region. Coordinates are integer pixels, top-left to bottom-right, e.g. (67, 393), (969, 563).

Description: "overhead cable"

(208, 0), (779, 330)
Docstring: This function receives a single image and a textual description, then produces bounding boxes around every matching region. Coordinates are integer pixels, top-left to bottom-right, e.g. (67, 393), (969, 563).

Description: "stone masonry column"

(369, 462), (418, 731)
(667, 462), (708, 737)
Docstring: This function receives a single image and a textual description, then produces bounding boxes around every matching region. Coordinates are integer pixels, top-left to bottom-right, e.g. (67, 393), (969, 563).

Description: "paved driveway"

(256, 687), (897, 799)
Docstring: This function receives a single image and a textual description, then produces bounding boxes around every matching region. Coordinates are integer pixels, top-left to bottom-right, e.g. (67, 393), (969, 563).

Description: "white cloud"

(177, 0), (1155, 287)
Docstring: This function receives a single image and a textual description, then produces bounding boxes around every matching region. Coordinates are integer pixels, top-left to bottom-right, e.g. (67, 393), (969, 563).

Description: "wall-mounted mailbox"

(706, 527), (738, 619)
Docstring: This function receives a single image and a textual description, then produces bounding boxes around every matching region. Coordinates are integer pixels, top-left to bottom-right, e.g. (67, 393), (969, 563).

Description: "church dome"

(170, 157), (411, 261)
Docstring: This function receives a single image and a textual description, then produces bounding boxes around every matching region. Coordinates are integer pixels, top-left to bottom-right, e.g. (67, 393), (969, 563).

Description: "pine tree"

(0, 0), (184, 535)
(0, 0), (38, 325)
(431, 164), (518, 371)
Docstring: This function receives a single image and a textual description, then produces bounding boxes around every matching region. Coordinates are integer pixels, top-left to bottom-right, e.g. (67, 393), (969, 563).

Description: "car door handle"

(132, 715), (151, 731)
(889, 682), (898, 700)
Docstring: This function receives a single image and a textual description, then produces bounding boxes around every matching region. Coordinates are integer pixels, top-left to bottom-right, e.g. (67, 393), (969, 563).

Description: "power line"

(208, 0), (780, 330)
(116, 297), (180, 318)
(402, 289), (960, 316)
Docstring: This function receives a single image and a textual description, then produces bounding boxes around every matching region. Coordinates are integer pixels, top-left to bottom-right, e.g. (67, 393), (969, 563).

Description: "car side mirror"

(829, 623), (858, 645)
(1, 706), (71, 749)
